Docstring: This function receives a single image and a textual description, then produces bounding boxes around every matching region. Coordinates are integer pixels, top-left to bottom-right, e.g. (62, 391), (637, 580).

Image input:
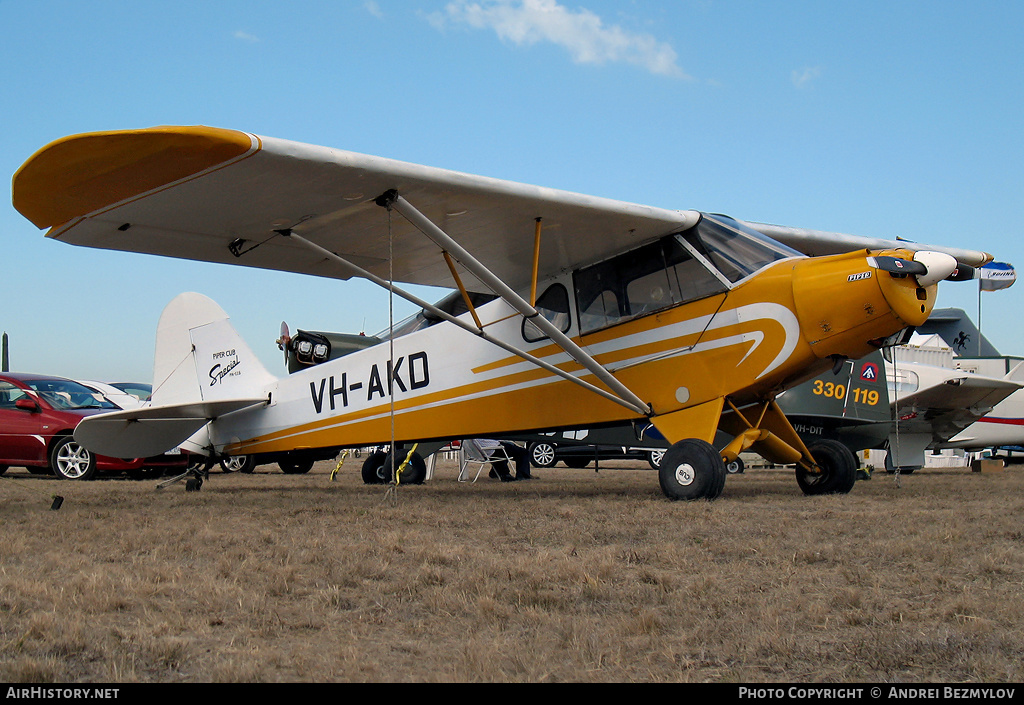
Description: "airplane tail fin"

(151, 292), (277, 406)
(74, 293), (275, 459)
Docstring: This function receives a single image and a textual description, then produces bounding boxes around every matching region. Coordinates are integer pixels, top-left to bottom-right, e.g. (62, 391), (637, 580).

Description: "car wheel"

(50, 436), (98, 481)
(528, 442), (558, 468)
(279, 458), (314, 474)
(381, 451), (427, 485)
(0, 465), (7, 476)
(219, 455), (256, 473)
(726, 456), (745, 474)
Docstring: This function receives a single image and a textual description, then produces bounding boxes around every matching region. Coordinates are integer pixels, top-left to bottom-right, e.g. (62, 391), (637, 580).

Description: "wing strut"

(380, 190), (652, 416)
(281, 230), (650, 415)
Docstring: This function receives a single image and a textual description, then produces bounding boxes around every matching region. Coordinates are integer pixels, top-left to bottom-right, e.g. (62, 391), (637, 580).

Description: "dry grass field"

(2, 454), (1023, 683)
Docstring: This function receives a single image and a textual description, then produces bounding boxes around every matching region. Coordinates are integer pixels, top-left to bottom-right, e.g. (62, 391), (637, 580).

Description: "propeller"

(868, 251), (959, 287)
(276, 321), (292, 368)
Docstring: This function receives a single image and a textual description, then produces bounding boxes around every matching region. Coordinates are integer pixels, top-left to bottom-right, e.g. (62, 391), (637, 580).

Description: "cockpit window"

(574, 235), (726, 334)
(681, 214), (802, 283)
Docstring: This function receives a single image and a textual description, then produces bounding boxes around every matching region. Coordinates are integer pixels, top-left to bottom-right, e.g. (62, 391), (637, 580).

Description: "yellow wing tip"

(13, 125), (257, 230)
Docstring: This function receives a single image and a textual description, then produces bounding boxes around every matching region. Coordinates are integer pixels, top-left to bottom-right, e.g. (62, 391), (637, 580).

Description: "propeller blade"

(867, 251), (958, 287)
(276, 321), (292, 367)
(867, 255), (927, 276)
(946, 263), (976, 282)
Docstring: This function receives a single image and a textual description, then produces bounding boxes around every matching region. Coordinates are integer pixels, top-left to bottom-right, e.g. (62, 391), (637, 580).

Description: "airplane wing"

(892, 372), (1022, 443)
(14, 125), (994, 294)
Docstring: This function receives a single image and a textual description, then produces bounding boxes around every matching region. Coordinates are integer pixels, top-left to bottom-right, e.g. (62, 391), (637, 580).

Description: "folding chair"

(457, 439), (514, 482)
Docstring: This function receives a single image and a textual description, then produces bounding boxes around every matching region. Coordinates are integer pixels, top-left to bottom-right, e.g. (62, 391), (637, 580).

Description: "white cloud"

(791, 66), (823, 89)
(233, 30), (260, 43)
(364, 1), (384, 19)
(440, 0), (688, 78)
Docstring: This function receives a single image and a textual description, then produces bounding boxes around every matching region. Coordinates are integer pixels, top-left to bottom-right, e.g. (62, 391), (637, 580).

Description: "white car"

(76, 380), (146, 410)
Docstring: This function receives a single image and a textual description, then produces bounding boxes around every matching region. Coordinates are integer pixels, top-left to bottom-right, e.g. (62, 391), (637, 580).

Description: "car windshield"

(110, 382), (152, 401)
(24, 378), (119, 410)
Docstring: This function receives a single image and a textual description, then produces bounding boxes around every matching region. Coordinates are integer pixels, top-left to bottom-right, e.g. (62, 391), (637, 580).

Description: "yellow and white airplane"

(12, 126), (994, 499)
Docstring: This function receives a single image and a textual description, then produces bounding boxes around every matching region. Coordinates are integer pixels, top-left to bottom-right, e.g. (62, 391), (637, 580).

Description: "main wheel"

(279, 458), (314, 474)
(528, 442), (558, 468)
(658, 439), (726, 501)
(361, 450), (388, 484)
(220, 455), (256, 474)
(796, 439), (857, 495)
(381, 451), (427, 485)
(50, 436), (97, 481)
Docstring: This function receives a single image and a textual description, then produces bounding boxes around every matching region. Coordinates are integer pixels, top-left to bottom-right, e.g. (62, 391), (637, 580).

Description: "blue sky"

(2, 0), (1023, 381)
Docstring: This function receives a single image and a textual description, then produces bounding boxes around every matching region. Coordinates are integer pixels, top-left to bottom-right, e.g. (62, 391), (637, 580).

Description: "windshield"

(110, 382), (152, 401)
(681, 214), (803, 283)
(24, 378), (120, 411)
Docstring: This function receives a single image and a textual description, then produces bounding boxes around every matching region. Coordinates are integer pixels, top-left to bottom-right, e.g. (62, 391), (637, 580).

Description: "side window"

(0, 382), (27, 409)
(523, 284), (571, 343)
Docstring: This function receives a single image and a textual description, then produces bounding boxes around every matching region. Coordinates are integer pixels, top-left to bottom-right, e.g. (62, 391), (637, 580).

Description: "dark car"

(0, 373), (188, 480)
(527, 440), (666, 469)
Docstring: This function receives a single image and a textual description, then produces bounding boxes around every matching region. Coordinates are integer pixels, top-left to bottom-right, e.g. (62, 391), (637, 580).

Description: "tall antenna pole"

(2, 332), (8, 372)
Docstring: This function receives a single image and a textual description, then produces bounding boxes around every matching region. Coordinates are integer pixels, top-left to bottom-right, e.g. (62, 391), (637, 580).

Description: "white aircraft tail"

(151, 292), (277, 406)
(74, 293), (275, 459)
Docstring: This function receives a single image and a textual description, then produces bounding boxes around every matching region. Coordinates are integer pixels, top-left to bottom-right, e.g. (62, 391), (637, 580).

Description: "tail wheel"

(50, 436), (97, 481)
(658, 439), (726, 501)
(797, 439), (857, 495)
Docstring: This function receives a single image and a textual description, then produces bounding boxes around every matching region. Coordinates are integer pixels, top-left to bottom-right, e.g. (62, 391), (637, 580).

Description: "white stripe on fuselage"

(236, 302), (801, 449)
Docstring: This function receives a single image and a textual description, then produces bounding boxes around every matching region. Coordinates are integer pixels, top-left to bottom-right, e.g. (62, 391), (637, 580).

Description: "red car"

(0, 372), (188, 480)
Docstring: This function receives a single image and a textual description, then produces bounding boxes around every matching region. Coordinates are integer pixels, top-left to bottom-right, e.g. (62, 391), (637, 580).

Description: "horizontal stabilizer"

(74, 397), (268, 458)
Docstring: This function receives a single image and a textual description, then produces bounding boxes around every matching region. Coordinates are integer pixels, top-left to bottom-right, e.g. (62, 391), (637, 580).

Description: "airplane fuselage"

(206, 246), (936, 456)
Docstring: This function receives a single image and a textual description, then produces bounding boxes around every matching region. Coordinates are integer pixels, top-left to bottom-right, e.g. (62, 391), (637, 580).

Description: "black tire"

(220, 455), (256, 474)
(361, 450), (388, 484)
(797, 439), (857, 495)
(0, 465), (6, 476)
(726, 456), (745, 474)
(50, 436), (98, 481)
(381, 451), (427, 485)
(528, 442), (558, 468)
(647, 449), (665, 470)
(563, 458), (590, 468)
(658, 439), (726, 501)
(279, 458), (314, 474)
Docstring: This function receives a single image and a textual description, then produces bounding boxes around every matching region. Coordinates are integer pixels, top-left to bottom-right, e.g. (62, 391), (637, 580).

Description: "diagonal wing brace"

(282, 229), (650, 416)
(380, 190), (651, 416)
